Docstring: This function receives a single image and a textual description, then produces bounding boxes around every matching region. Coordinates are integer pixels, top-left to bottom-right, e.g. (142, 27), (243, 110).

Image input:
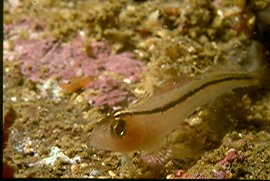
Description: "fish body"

(90, 70), (260, 154)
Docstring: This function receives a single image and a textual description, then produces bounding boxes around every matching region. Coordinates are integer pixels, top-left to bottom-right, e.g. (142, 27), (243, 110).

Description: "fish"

(89, 41), (269, 157)
(89, 71), (261, 153)
(59, 76), (93, 93)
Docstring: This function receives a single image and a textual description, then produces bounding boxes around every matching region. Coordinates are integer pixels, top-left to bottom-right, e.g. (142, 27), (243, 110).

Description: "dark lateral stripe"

(118, 75), (254, 116)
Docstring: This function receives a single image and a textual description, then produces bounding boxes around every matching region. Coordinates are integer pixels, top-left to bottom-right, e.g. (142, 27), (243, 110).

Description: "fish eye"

(110, 117), (126, 138)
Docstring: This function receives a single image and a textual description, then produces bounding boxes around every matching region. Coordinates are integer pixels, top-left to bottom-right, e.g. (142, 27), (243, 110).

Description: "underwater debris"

(29, 147), (80, 167)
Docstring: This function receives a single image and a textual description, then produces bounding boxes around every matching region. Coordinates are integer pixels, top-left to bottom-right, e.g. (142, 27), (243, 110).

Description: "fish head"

(89, 112), (145, 153)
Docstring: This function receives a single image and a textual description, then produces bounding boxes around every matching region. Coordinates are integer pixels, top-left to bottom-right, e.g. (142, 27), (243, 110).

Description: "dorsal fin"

(130, 74), (202, 108)
(145, 74), (203, 97)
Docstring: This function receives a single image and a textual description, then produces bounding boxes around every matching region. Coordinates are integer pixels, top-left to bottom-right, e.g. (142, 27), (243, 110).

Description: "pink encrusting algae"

(16, 35), (145, 107)
(18, 36), (98, 82)
(86, 75), (132, 107)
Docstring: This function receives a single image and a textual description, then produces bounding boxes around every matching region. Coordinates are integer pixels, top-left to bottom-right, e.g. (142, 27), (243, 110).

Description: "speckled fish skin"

(90, 70), (261, 154)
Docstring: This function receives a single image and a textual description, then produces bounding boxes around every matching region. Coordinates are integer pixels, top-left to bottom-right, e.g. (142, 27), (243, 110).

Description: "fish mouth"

(88, 115), (116, 150)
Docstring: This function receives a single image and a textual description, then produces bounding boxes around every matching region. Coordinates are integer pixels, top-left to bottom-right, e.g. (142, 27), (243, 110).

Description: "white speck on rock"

(28, 147), (76, 167)
(11, 96), (17, 102)
(123, 78), (131, 84)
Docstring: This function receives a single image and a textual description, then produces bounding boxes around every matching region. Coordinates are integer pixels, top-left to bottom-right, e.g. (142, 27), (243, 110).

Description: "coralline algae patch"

(16, 36), (145, 107)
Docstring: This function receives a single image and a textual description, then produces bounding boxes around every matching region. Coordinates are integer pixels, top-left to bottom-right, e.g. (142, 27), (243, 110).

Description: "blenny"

(89, 41), (269, 156)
